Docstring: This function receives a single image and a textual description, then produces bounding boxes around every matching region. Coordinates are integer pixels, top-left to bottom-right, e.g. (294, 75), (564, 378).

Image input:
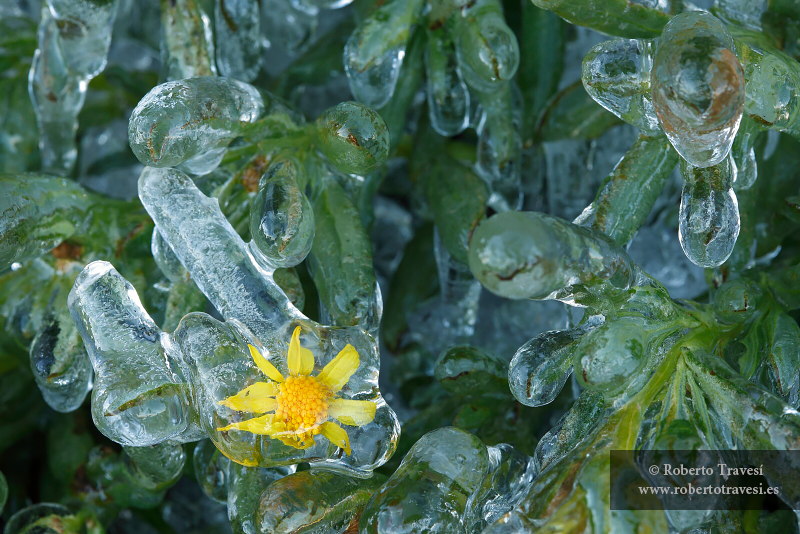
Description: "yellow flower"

(217, 326), (376, 455)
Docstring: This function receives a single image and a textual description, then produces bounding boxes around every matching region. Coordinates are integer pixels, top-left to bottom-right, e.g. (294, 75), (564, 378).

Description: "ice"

(4, 503), (74, 534)
(28, 8), (85, 176)
(544, 123), (639, 222)
(468, 211), (637, 305)
(426, 22), (470, 137)
(464, 443), (537, 532)
(475, 84), (524, 212)
(434, 345), (509, 397)
(225, 457), (293, 533)
(152, 227), (188, 284)
(139, 166), (294, 334)
(405, 231), (482, 354)
(359, 427), (490, 534)
(215, 0), (261, 82)
(573, 315), (649, 394)
(543, 138), (596, 221)
(582, 38), (661, 135)
(308, 170), (382, 332)
(68, 261), (195, 446)
(678, 155), (741, 268)
(256, 469), (384, 533)
(29, 307), (93, 413)
(249, 157), (315, 269)
(714, 0), (768, 30)
(46, 0), (119, 77)
(453, 0), (519, 93)
(160, 0), (217, 80)
(28, 0), (119, 175)
(508, 326), (591, 407)
(137, 166), (398, 470)
(762, 311), (800, 408)
(128, 77), (266, 168)
(370, 195), (413, 281)
(627, 220), (707, 300)
(0, 174), (92, 271)
(651, 12), (744, 167)
(532, 390), (605, 472)
(343, 0), (423, 108)
(573, 133), (678, 246)
(738, 37), (800, 140)
(730, 115), (761, 191)
(123, 441), (186, 490)
(178, 146), (228, 177)
(314, 101), (390, 176)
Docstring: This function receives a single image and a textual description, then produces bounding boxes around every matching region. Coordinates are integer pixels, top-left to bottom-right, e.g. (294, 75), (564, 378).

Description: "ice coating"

(249, 157), (315, 269)
(360, 427), (537, 534)
(730, 115), (761, 190)
(468, 211), (637, 303)
(475, 84), (524, 212)
(678, 156), (740, 268)
(29, 306), (93, 413)
(137, 165), (397, 471)
(736, 36), (800, 140)
(314, 101), (390, 176)
(574, 315), (649, 394)
(426, 20), (471, 137)
(214, 0), (261, 82)
(531, 390), (605, 472)
(508, 326), (588, 407)
(226, 462), (292, 533)
(454, 0), (520, 93)
(29, 0), (119, 175)
(128, 77), (265, 168)
(256, 469), (384, 533)
(308, 170), (381, 331)
(138, 166), (293, 334)
(530, 0), (670, 38)
(359, 427), (490, 534)
(343, 0), (424, 108)
(574, 133), (678, 246)
(123, 441), (187, 490)
(651, 12), (744, 167)
(416, 133), (489, 265)
(151, 227), (188, 284)
(0, 175), (93, 271)
(160, 0), (217, 80)
(464, 443), (537, 532)
(45, 0), (119, 77)
(405, 231), (483, 353)
(714, 0), (768, 30)
(582, 37), (661, 135)
(68, 261), (193, 446)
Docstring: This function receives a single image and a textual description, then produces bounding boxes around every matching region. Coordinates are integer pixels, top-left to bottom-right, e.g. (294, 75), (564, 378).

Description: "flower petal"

(317, 344), (360, 392)
(287, 326), (315, 376)
(249, 344), (284, 382)
(276, 435), (316, 449)
(328, 398), (376, 426)
(320, 421), (352, 455)
(218, 382), (278, 413)
(218, 413), (280, 435)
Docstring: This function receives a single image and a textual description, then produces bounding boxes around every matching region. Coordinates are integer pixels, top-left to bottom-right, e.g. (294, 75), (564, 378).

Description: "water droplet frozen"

(651, 12), (744, 167)
(678, 156), (740, 268)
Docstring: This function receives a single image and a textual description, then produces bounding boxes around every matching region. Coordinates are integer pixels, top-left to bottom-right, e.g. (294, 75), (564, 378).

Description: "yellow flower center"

(274, 375), (330, 435)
